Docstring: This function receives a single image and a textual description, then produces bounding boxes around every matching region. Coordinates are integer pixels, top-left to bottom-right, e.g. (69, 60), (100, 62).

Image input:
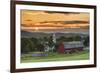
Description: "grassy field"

(21, 50), (89, 63)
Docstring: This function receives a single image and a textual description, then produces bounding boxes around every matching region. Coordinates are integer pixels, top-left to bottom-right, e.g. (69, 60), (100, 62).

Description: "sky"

(21, 10), (90, 30)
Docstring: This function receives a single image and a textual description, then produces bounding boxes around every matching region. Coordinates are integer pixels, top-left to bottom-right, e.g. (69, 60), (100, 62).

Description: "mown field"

(21, 49), (89, 63)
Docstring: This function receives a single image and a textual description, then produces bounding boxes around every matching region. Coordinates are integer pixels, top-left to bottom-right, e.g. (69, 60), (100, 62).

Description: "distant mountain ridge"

(21, 28), (89, 38)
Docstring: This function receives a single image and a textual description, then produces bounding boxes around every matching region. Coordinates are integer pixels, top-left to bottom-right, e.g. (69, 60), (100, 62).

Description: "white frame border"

(15, 4), (94, 69)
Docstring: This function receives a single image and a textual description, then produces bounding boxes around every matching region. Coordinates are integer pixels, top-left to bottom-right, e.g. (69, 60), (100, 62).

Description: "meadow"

(21, 49), (89, 63)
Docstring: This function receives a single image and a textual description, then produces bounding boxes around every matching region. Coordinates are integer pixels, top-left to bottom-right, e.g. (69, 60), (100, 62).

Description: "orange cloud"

(21, 10), (89, 30)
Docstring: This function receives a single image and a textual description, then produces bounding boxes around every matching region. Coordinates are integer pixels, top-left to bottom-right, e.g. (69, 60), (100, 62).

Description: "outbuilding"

(58, 41), (84, 54)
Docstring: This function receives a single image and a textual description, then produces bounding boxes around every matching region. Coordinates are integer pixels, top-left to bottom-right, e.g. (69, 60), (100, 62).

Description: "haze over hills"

(21, 20), (89, 28)
(21, 28), (89, 38)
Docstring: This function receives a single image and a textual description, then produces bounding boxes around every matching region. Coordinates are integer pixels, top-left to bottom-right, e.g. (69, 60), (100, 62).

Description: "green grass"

(21, 50), (89, 63)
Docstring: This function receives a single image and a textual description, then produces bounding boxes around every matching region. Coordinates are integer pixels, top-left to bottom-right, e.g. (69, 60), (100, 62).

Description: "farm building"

(58, 41), (84, 54)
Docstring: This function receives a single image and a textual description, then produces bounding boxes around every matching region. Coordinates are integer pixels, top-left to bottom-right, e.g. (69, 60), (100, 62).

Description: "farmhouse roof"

(63, 41), (84, 49)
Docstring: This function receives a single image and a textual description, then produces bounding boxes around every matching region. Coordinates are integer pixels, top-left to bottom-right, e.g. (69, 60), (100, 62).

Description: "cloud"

(21, 10), (89, 25)
(44, 11), (81, 15)
(40, 21), (89, 24)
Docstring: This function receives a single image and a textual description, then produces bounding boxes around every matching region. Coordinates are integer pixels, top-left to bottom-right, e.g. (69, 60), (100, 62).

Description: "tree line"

(21, 35), (89, 54)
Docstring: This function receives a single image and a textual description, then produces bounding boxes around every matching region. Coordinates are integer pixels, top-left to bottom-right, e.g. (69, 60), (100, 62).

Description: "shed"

(58, 41), (84, 54)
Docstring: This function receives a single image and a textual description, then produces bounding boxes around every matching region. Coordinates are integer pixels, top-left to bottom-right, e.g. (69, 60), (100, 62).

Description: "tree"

(21, 38), (39, 53)
(36, 43), (45, 52)
(83, 36), (89, 47)
(21, 38), (31, 54)
(47, 36), (55, 52)
(57, 36), (67, 42)
(73, 35), (81, 41)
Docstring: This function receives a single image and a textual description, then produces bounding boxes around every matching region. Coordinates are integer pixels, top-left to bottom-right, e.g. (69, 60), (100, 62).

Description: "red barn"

(58, 41), (84, 54)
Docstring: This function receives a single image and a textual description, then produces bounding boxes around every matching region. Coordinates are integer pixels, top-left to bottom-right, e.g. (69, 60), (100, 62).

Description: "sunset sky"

(21, 10), (90, 31)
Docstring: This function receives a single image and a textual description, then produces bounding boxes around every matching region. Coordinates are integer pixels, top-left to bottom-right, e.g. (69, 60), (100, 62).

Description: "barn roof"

(63, 41), (84, 49)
